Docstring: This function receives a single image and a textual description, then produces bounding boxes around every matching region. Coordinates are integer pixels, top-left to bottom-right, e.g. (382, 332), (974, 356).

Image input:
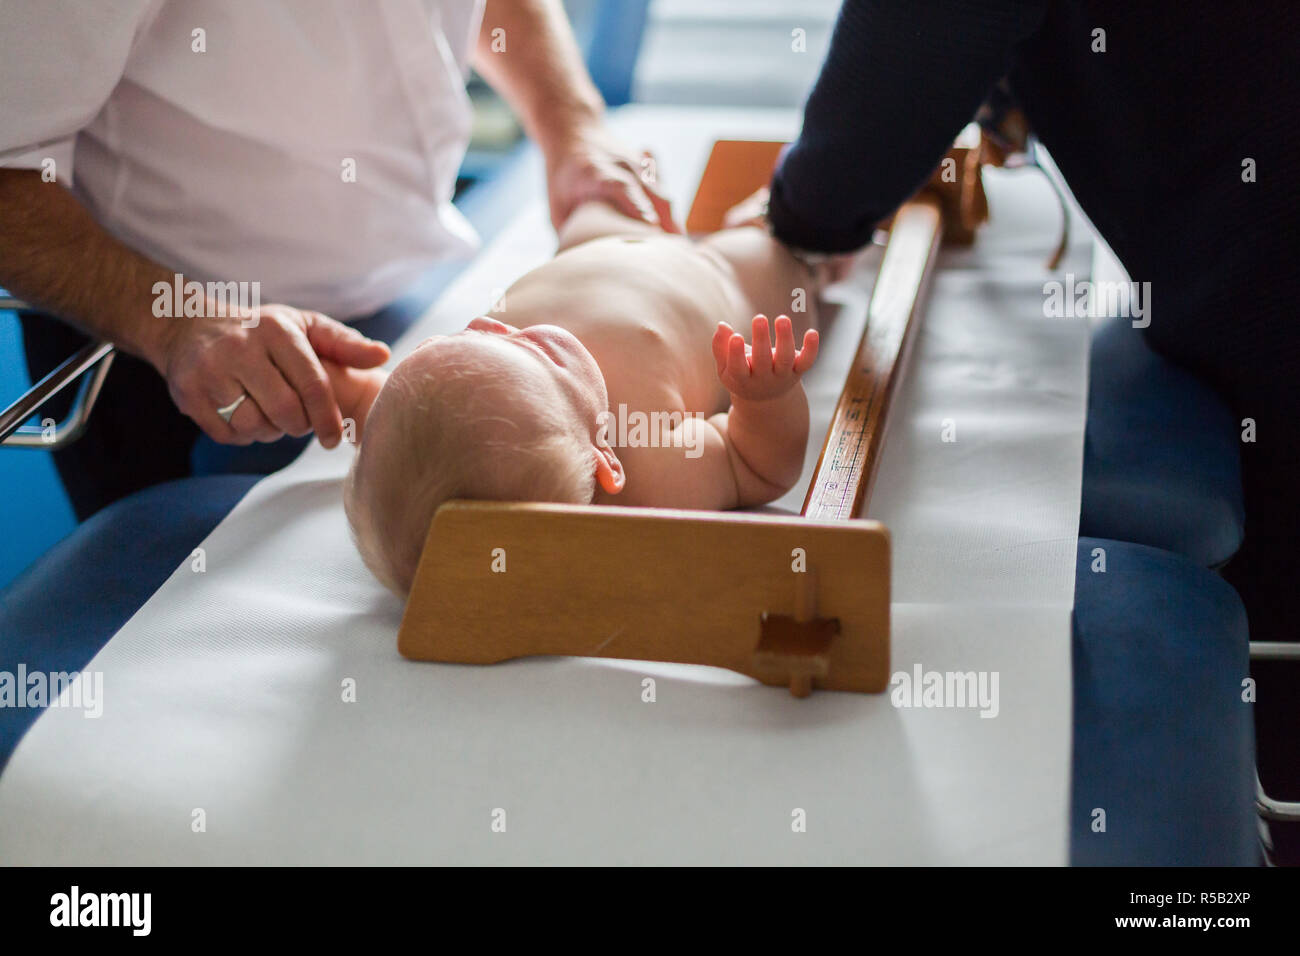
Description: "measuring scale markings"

(800, 198), (944, 524)
(811, 382), (879, 520)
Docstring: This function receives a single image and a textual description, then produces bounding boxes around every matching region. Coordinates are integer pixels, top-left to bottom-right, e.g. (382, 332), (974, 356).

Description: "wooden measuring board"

(799, 122), (990, 519)
(802, 198), (944, 520)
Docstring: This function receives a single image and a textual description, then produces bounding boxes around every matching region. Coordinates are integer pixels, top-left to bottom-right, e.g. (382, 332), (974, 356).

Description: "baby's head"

(345, 317), (624, 595)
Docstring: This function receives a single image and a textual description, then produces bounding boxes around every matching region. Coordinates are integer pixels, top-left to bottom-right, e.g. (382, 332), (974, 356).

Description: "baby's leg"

(556, 200), (663, 253)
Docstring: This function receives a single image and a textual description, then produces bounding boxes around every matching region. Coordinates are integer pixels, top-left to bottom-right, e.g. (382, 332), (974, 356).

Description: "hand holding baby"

(712, 314), (819, 401)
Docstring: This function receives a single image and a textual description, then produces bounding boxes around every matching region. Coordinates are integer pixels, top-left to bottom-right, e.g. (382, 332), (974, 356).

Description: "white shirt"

(0, 0), (485, 318)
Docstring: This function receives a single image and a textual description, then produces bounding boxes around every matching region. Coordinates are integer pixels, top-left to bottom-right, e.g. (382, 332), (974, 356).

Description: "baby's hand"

(712, 314), (819, 401)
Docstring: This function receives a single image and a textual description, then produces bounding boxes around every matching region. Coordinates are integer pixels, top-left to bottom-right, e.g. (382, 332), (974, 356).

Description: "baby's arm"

(322, 361), (387, 444)
(707, 314), (819, 504)
(608, 315), (818, 510)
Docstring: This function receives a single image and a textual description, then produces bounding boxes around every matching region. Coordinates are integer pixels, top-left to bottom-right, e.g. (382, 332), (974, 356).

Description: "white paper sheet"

(0, 107), (1091, 864)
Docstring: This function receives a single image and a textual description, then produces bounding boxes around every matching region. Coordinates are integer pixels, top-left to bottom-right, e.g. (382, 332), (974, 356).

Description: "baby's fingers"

(712, 321), (735, 373)
(750, 314), (773, 375)
(773, 315), (796, 371)
(793, 329), (820, 373)
(726, 332), (749, 378)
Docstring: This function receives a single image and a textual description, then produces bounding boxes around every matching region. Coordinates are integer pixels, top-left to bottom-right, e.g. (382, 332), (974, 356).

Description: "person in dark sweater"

(766, 0), (1297, 856)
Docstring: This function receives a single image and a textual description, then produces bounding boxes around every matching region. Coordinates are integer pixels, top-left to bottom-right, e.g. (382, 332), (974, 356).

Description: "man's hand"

(471, 1), (678, 234)
(723, 186), (857, 287)
(0, 170), (390, 450)
(722, 186), (771, 230)
(712, 314), (819, 401)
(546, 126), (680, 234)
(153, 305), (389, 448)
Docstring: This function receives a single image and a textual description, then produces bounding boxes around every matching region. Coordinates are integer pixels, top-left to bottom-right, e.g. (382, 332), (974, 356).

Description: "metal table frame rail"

(1252, 640), (1300, 826)
(0, 296), (116, 449)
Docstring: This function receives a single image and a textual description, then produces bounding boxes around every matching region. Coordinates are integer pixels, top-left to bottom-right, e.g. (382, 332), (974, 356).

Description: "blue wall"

(0, 312), (77, 587)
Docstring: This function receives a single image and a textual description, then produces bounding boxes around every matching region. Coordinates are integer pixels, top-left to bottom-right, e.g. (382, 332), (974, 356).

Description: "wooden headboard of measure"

(684, 140), (786, 233)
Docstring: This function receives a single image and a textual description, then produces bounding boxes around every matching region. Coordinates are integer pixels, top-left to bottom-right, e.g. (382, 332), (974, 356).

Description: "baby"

(332, 201), (830, 595)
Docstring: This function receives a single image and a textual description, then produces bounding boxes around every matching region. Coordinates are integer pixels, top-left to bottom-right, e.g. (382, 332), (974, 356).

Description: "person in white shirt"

(0, 0), (676, 518)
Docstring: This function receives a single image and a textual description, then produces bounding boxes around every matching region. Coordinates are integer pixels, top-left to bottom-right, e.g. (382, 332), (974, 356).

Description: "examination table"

(0, 107), (1256, 865)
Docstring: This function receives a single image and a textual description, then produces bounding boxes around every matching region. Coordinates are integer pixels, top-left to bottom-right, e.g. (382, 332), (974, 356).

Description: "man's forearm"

(473, 0), (604, 159)
(0, 169), (175, 367)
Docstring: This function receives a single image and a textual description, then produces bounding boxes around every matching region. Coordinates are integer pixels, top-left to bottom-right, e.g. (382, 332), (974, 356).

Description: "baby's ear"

(593, 444), (624, 495)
